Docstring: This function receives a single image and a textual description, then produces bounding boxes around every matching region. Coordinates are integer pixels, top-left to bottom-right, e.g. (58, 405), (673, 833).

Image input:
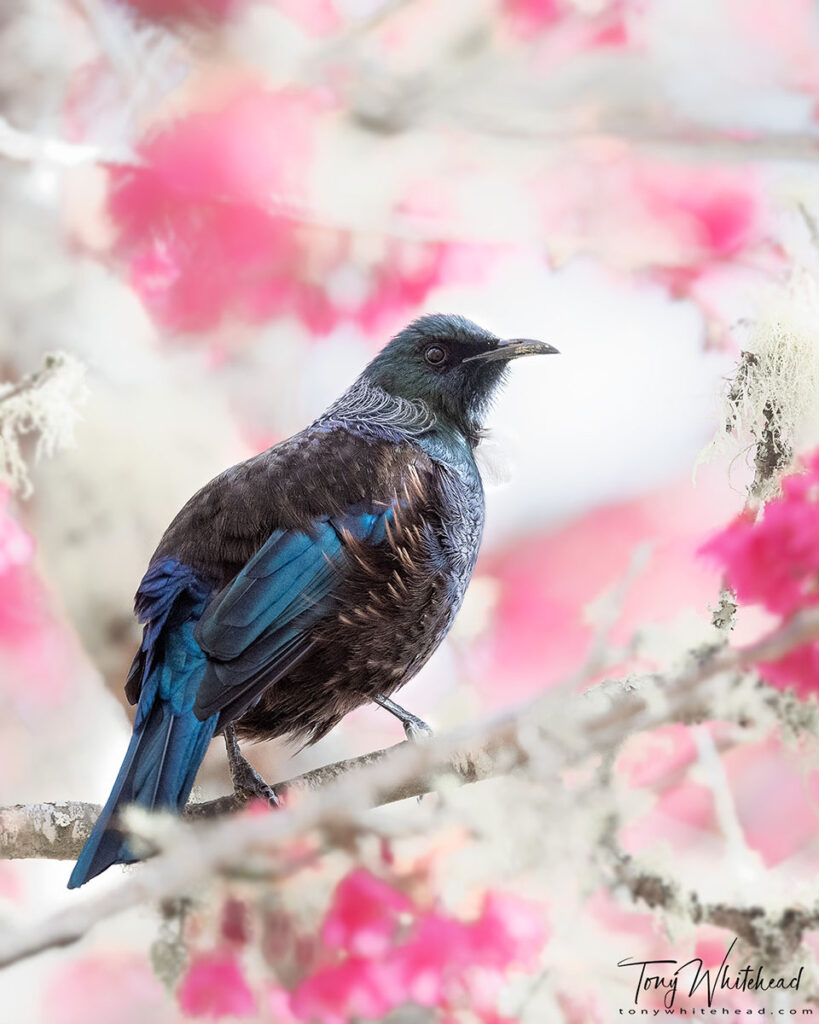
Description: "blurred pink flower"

(122, 0), (251, 23)
(504, 0), (629, 54)
(650, 779), (718, 832)
(758, 643), (819, 695)
(503, 0), (565, 35)
(725, 733), (819, 867)
(136, 88), (320, 206)
(693, 929), (731, 968)
(267, 985), (300, 1023)
(321, 868), (412, 957)
(701, 450), (819, 695)
(0, 492), (77, 709)
(108, 87), (471, 336)
(533, 156), (765, 295)
(0, 564), (75, 708)
(382, 894), (547, 1010)
(290, 956), (396, 1024)
(469, 891), (548, 970)
(296, 906), (546, 1022)
(0, 493), (33, 571)
(637, 164), (759, 261)
(108, 86), (324, 333)
(702, 460), (819, 617)
(385, 912), (468, 1006)
(45, 953), (170, 1024)
(177, 950), (256, 1019)
(287, 872), (548, 1022)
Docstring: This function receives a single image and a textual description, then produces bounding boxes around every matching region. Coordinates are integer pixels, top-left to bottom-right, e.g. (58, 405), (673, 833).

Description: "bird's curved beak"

(463, 338), (560, 363)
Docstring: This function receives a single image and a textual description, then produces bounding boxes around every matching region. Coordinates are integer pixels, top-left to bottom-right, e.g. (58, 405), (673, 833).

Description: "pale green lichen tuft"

(701, 271), (819, 501)
(0, 351), (86, 497)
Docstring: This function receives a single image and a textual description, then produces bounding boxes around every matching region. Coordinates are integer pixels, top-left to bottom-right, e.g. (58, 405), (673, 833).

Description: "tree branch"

(0, 742), (456, 862)
(608, 841), (819, 964)
(1, 606), (819, 970)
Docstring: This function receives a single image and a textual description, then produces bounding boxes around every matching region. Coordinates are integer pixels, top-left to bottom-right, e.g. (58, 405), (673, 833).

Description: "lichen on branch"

(0, 352), (86, 497)
(705, 272), (819, 503)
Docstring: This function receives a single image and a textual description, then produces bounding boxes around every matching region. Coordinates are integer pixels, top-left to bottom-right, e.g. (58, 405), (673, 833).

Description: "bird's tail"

(68, 664), (218, 889)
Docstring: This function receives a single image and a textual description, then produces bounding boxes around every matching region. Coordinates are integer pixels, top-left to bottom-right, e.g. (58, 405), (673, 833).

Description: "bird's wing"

(190, 507), (395, 724)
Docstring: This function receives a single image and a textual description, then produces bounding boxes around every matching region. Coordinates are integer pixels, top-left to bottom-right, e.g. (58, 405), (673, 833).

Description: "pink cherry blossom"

(382, 896), (547, 1010)
(122, 0), (251, 23)
(0, 488), (33, 572)
(108, 86), (324, 333)
(267, 985), (300, 1023)
(504, 0), (565, 36)
(289, 874), (548, 1022)
(636, 163), (760, 262)
(469, 891), (549, 971)
(700, 449), (819, 695)
(385, 912), (470, 1006)
(0, 493), (77, 708)
(757, 643), (819, 699)
(290, 956), (395, 1024)
(177, 950), (256, 1019)
(179, 875), (547, 1021)
(45, 953), (170, 1024)
(136, 88), (320, 207)
(321, 868), (412, 957)
(701, 452), (819, 617)
(108, 87), (463, 336)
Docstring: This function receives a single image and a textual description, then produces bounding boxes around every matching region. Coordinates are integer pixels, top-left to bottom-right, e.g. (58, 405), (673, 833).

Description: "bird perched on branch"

(68, 314), (557, 888)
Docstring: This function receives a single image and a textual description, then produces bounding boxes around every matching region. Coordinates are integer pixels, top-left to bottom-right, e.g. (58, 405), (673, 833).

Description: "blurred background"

(2, 0), (819, 1020)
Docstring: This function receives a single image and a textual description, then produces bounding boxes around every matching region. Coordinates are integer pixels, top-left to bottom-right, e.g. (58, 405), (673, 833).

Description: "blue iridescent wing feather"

(192, 508), (393, 723)
(69, 483), (401, 888)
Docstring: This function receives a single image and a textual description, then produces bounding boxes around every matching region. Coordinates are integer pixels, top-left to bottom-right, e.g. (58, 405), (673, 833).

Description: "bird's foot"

(233, 760), (280, 807)
(401, 713), (434, 743)
(373, 695), (433, 804)
(224, 724), (279, 808)
(374, 695), (433, 743)
(400, 716), (434, 805)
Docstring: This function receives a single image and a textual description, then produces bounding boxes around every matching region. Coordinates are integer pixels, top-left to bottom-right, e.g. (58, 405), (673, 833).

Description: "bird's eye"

(424, 345), (446, 366)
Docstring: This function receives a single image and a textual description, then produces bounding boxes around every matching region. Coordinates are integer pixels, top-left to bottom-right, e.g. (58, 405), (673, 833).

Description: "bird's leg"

(374, 695), (433, 741)
(223, 723), (279, 807)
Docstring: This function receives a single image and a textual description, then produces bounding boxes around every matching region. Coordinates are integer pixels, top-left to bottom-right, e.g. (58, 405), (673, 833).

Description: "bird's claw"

(224, 724), (280, 807)
(403, 716), (434, 742)
(399, 715), (433, 804)
(233, 762), (280, 808)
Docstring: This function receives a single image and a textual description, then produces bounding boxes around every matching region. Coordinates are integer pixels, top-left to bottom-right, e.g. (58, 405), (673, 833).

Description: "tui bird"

(68, 314), (557, 888)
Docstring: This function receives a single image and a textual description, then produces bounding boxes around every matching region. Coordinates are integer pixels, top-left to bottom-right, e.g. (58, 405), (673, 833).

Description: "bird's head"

(362, 313), (558, 444)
